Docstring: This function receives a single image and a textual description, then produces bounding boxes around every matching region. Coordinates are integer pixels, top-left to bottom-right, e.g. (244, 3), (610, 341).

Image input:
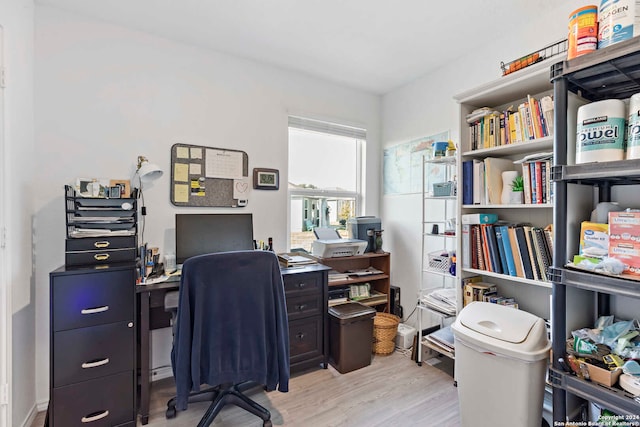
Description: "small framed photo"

(110, 180), (131, 198)
(253, 168), (279, 190)
(109, 186), (122, 198)
(76, 177), (110, 197)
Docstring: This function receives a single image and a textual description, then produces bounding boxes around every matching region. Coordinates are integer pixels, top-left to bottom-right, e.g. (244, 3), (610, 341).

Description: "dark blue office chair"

(165, 250), (290, 427)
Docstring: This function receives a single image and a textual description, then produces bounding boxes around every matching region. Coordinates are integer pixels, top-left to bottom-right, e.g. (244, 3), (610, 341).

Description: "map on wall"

(383, 130), (449, 195)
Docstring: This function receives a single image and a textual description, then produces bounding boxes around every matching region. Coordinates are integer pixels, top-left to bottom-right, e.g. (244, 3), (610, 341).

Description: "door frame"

(0, 24), (10, 427)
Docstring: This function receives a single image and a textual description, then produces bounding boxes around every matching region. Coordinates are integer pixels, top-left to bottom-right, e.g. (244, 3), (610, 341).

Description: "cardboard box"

(579, 221), (608, 257)
(608, 211), (640, 275)
(585, 362), (622, 387)
(463, 282), (497, 306)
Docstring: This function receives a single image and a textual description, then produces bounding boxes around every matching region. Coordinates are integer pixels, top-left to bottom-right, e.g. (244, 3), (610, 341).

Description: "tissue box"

(609, 211), (640, 275)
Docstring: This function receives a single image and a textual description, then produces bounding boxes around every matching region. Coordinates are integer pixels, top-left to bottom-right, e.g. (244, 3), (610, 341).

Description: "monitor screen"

(175, 213), (254, 264)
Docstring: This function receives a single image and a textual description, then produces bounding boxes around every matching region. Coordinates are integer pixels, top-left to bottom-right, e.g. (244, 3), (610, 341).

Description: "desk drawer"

(286, 293), (322, 321)
(65, 236), (136, 252)
(52, 269), (134, 332)
(288, 317), (322, 363)
(65, 247), (136, 267)
(283, 273), (322, 296)
(53, 321), (134, 387)
(51, 371), (134, 427)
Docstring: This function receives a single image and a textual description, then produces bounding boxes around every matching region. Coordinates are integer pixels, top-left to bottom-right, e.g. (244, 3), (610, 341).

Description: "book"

(514, 226), (535, 279)
(483, 157), (515, 205)
(521, 162), (532, 204)
(483, 224), (503, 274)
(462, 160), (474, 205)
(498, 225), (517, 277)
(533, 161), (543, 204)
(523, 226), (541, 281)
(539, 95), (554, 136)
(462, 223), (471, 269)
(507, 226), (525, 278)
(494, 224), (510, 276)
(480, 224), (492, 272)
(461, 213), (498, 224)
(472, 159), (485, 205)
(530, 227), (548, 281)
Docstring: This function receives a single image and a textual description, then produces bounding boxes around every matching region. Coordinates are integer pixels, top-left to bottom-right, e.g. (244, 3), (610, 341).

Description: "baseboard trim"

(18, 402), (38, 427)
(151, 366), (173, 382)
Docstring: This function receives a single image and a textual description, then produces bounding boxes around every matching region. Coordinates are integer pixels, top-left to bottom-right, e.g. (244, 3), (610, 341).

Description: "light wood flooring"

(32, 350), (460, 427)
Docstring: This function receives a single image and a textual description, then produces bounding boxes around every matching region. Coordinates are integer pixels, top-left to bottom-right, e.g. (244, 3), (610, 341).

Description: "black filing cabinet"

(281, 264), (330, 373)
(48, 263), (136, 427)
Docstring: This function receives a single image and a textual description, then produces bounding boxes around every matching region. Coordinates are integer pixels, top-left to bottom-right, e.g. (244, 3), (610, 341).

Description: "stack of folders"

(420, 288), (457, 316)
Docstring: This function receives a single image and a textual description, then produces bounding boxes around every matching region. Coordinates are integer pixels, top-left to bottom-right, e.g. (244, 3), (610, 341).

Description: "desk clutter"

(64, 185), (138, 267)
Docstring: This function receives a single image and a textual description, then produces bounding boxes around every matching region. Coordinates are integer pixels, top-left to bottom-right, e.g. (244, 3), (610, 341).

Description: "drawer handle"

(94, 241), (110, 248)
(81, 306), (109, 315)
(296, 304), (307, 311)
(81, 410), (109, 423)
(81, 358), (110, 369)
(296, 282), (306, 289)
(296, 333), (305, 340)
(94, 253), (110, 261)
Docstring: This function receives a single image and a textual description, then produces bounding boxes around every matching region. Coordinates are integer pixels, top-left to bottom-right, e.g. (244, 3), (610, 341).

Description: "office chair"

(165, 250), (290, 427)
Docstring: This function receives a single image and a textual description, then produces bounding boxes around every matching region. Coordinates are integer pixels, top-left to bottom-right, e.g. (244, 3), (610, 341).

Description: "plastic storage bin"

(451, 302), (550, 427)
(329, 302), (376, 374)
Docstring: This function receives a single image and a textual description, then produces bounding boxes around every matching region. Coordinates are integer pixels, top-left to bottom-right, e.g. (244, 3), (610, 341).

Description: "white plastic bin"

(452, 302), (550, 427)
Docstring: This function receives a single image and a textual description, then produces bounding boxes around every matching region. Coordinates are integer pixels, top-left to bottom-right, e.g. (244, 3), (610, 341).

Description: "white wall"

(0, 0), (36, 425)
(381, 1), (586, 326)
(33, 6), (381, 403)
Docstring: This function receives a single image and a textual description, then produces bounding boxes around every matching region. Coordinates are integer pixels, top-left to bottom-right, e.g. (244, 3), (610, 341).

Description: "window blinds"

(288, 116), (366, 140)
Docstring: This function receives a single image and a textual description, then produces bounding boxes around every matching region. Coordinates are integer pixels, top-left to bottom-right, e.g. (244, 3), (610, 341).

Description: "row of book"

(461, 155), (552, 206)
(466, 94), (554, 151)
(462, 221), (554, 282)
(521, 158), (552, 205)
(462, 276), (519, 308)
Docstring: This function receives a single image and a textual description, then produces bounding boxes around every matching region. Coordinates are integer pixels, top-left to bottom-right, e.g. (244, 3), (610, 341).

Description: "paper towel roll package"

(576, 99), (626, 164)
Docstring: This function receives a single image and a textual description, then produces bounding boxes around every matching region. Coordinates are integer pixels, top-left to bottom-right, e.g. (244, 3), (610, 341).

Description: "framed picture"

(110, 179), (131, 198)
(253, 168), (279, 190)
(76, 178), (110, 197)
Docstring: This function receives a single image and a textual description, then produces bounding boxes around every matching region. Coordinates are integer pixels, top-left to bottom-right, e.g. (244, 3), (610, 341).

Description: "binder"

(514, 226), (534, 279)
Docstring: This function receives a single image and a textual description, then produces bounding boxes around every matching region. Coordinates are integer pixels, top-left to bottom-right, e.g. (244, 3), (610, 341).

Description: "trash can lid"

(452, 302), (550, 361)
(329, 302), (376, 320)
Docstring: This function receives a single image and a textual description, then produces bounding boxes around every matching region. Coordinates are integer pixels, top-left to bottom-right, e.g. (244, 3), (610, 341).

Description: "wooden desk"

(136, 264), (330, 425)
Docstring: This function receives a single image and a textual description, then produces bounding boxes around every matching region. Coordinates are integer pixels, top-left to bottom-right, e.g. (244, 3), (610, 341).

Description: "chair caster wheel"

(263, 420), (272, 427)
(166, 406), (176, 419)
(417, 361), (422, 366)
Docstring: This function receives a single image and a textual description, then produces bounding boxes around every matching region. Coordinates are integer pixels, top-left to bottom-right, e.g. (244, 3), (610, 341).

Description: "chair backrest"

(171, 250), (290, 410)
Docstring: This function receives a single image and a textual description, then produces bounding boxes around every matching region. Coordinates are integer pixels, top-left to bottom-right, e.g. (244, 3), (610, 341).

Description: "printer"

(310, 227), (368, 258)
(311, 238), (368, 258)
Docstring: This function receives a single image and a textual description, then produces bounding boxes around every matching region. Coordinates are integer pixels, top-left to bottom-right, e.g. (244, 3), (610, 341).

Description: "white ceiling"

(36, 0), (559, 94)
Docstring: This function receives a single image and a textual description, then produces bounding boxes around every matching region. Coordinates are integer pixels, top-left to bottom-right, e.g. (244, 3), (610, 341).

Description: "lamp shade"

(137, 156), (163, 182)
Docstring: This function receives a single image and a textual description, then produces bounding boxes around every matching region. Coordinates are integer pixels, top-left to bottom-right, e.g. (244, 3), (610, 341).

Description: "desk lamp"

(134, 155), (163, 245)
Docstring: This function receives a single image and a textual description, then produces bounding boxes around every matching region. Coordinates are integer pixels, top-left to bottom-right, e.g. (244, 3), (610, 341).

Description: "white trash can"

(452, 302), (550, 427)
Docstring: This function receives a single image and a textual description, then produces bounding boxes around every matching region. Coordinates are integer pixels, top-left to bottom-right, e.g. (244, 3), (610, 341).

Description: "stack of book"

(277, 253), (317, 267)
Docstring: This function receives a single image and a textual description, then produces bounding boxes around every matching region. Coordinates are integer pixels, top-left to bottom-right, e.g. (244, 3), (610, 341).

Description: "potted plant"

(501, 171), (524, 204)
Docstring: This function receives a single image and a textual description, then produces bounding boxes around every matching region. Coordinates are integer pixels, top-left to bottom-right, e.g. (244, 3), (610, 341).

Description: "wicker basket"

(372, 313), (400, 355)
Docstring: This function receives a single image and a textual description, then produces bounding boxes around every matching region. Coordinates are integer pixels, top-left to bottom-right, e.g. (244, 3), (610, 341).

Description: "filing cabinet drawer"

(286, 293), (322, 321)
(51, 371), (134, 427)
(52, 269), (134, 332)
(288, 317), (322, 363)
(65, 236), (136, 252)
(65, 247), (136, 267)
(283, 272), (322, 296)
(53, 321), (134, 387)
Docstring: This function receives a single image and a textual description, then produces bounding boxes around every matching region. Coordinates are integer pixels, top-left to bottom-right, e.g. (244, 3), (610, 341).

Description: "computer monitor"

(175, 213), (254, 265)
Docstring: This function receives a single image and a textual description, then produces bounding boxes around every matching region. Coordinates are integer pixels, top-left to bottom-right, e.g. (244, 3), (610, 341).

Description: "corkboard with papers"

(170, 143), (249, 207)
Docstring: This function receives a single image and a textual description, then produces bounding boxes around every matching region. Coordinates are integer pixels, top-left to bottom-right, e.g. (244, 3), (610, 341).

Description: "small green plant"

(511, 175), (524, 192)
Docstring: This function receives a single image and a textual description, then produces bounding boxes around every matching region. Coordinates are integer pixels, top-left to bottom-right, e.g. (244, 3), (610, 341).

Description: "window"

(288, 116), (365, 251)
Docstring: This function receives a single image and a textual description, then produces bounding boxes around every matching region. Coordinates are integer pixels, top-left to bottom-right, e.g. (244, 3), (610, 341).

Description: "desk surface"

(135, 263), (331, 294)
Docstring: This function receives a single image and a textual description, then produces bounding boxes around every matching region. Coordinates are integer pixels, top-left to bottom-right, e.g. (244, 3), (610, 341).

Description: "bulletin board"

(170, 143), (250, 207)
